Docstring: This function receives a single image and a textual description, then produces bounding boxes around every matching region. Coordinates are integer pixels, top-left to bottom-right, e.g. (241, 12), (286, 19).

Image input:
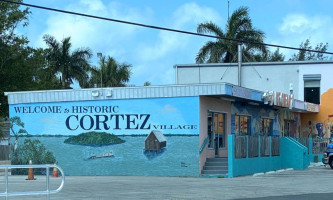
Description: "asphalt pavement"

(0, 163), (332, 200)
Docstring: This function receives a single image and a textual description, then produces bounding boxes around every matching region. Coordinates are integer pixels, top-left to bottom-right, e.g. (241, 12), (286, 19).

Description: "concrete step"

(202, 157), (228, 175)
(201, 169), (228, 175)
(203, 166), (228, 171)
(207, 157), (228, 162)
(205, 162), (228, 166)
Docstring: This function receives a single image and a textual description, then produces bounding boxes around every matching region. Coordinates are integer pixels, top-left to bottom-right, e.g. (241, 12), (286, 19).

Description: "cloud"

(159, 104), (179, 113)
(34, 0), (151, 54)
(132, 3), (222, 85)
(138, 3), (222, 62)
(33, 1), (223, 86)
(279, 14), (329, 34)
(275, 13), (333, 59)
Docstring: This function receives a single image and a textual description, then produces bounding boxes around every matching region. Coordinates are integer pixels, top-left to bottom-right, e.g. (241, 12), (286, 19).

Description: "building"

(145, 130), (167, 151)
(175, 60), (333, 138)
(5, 81), (318, 177)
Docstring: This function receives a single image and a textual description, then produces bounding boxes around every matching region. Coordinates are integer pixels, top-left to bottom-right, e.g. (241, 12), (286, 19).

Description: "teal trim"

(281, 137), (308, 170)
(199, 137), (209, 154)
(228, 135), (234, 178)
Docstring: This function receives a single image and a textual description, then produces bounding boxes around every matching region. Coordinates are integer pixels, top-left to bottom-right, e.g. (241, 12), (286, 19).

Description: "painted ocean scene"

(12, 135), (199, 177)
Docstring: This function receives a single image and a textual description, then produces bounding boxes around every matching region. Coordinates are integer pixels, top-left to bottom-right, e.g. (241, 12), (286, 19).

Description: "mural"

(9, 97), (200, 176)
(301, 89), (333, 138)
(231, 103), (279, 136)
(278, 110), (301, 138)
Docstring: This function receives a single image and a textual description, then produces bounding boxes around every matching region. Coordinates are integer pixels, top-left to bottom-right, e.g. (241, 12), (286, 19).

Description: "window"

(207, 111), (226, 149)
(304, 74), (321, 104)
(260, 118), (272, 136)
(235, 115), (251, 135)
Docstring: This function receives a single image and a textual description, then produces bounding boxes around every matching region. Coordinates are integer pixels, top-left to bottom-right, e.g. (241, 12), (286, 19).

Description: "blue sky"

(18, 0), (333, 87)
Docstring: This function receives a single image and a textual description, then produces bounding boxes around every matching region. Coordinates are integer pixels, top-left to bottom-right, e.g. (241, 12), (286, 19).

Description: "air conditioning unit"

(106, 90), (112, 97)
(91, 90), (99, 97)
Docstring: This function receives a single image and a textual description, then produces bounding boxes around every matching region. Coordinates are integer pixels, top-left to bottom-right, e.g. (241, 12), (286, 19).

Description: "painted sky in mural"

(9, 97), (199, 135)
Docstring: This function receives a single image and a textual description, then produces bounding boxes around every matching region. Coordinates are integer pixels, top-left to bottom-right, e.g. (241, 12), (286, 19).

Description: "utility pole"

(238, 43), (242, 86)
(228, 0), (230, 20)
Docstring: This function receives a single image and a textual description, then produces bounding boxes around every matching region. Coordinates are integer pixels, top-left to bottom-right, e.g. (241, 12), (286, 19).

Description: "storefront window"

(260, 118), (272, 136)
(235, 115), (251, 135)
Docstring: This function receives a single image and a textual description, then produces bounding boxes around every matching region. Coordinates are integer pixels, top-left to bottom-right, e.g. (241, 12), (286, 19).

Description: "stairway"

(201, 157), (228, 175)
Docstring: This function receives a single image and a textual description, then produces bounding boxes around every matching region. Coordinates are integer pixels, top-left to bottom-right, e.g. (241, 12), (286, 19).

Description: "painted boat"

(89, 151), (114, 159)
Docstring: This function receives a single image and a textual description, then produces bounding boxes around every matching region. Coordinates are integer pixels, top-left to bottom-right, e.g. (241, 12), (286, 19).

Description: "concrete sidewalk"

(1, 164), (332, 200)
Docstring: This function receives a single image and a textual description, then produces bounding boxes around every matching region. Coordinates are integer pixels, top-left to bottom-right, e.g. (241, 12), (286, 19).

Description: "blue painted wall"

(9, 96), (201, 176)
(9, 97), (199, 136)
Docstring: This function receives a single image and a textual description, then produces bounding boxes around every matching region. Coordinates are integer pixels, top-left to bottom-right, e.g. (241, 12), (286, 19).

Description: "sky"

(16, 0), (333, 87)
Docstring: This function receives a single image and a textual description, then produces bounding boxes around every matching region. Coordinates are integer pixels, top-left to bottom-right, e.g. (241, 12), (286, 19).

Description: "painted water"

(13, 136), (199, 177)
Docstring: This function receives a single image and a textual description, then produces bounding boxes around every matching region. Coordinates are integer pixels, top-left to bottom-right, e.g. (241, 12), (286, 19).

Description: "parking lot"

(1, 164), (332, 200)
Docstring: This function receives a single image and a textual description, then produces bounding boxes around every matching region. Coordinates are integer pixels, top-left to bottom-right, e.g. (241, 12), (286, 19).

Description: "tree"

(9, 116), (28, 150)
(196, 7), (266, 63)
(290, 38), (329, 61)
(0, 1), (31, 117)
(11, 139), (56, 175)
(0, 0), (30, 69)
(254, 48), (285, 62)
(27, 48), (62, 90)
(43, 34), (92, 88)
(87, 56), (131, 87)
(9, 116), (28, 167)
(144, 81), (151, 86)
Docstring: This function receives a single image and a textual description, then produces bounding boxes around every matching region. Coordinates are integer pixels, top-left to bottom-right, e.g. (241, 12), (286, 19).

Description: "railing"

(234, 135), (280, 158)
(235, 136), (246, 158)
(248, 136), (258, 158)
(0, 164), (65, 200)
(271, 136), (280, 156)
(199, 137), (209, 154)
(312, 138), (331, 154)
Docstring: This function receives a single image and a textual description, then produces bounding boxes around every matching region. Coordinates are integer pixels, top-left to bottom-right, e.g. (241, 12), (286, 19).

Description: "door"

(207, 111), (226, 156)
(213, 113), (225, 157)
(284, 120), (295, 138)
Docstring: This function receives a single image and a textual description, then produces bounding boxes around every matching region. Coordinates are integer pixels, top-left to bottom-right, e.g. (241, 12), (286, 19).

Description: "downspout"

(238, 43), (242, 86)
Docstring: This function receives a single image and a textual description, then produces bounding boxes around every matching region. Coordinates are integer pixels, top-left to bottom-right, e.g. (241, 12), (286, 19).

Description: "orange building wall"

(301, 88), (333, 138)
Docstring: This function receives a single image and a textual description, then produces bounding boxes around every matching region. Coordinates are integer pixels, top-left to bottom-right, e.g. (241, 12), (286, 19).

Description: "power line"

(2, 0), (333, 56)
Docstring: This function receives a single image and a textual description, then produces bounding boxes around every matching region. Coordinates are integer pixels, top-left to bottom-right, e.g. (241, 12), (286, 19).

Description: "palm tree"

(43, 35), (92, 88)
(196, 7), (266, 63)
(88, 56), (131, 87)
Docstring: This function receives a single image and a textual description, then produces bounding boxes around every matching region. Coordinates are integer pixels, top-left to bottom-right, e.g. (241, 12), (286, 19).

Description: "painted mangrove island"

(64, 131), (125, 146)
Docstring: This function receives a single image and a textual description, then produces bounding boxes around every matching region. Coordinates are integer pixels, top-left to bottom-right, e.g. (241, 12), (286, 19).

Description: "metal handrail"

(199, 137), (209, 154)
(0, 164), (65, 200)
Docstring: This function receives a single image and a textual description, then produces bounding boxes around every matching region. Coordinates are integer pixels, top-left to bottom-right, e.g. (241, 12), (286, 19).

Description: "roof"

(146, 130), (166, 143)
(4, 83), (317, 113)
(4, 83), (260, 104)
(174, 60), (333, 68)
